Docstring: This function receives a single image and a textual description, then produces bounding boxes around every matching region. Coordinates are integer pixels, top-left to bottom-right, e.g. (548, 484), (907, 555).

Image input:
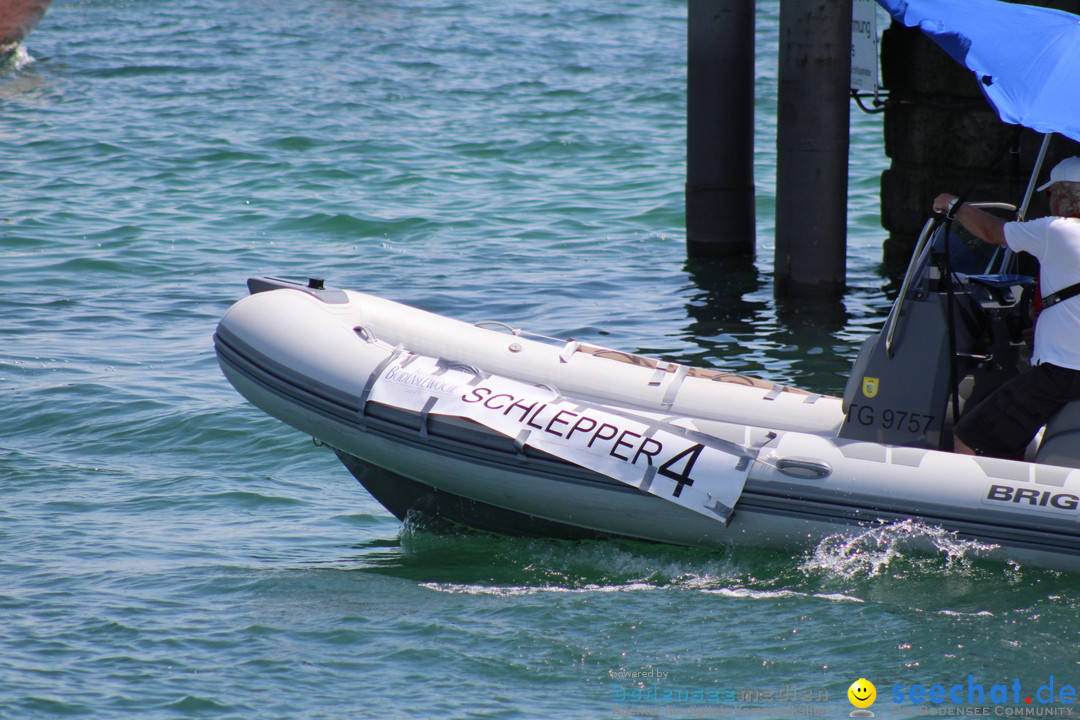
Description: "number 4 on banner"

(658, 443), (705, 497)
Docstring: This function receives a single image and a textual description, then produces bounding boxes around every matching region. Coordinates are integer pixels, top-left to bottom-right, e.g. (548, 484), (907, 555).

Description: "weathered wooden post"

(686, 0), (756, 259)
(774, 0), (852, 296)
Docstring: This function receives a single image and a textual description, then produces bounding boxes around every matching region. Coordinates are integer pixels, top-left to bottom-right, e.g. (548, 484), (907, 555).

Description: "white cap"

(1037, 156), (1080, 191)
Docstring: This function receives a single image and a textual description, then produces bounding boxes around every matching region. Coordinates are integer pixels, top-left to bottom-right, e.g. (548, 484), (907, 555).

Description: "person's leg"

(953, 435), (978, 455)
(953, 363), (1078, 459)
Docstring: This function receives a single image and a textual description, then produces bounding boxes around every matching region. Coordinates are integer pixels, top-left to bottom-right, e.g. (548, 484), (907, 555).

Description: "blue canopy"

(876, 0), (1080, 143)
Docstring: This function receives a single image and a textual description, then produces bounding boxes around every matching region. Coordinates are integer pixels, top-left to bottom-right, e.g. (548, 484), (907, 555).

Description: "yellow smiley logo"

(848, 678), (877, 709)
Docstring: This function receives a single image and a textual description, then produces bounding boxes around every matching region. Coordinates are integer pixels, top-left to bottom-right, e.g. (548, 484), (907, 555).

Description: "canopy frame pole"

(1018, 133), (1054, 222)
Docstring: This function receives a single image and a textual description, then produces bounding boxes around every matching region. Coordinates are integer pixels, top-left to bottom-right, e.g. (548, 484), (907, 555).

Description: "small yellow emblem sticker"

(862, 377), (879, 398)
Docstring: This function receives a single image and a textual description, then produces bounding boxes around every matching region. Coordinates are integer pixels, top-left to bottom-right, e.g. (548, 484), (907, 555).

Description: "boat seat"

(1034, 400), (1080, 469)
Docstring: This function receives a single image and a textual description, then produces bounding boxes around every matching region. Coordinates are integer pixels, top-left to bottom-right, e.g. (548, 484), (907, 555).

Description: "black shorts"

(955, 362), (1080, 459)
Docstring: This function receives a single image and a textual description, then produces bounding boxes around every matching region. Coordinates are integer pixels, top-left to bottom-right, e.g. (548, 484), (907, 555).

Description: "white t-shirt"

(1004, 215), (1080, 370)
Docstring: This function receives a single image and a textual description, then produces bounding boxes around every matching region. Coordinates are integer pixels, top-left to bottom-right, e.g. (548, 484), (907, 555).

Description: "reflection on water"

(679, 257), (874, 394)
(351, 521), (1077, 613)
(682, 257), (767, 341)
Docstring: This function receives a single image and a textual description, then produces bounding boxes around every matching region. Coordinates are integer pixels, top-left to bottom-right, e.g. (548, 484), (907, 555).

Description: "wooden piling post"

(685, 0), (756, 259)
(773, 0), (852, 296)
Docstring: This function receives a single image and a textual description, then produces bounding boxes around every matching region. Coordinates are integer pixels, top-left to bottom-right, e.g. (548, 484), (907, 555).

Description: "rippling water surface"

(4, 1), (1079, 718)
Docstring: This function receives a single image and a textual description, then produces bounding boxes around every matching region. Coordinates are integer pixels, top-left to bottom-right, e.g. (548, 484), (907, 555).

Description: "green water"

(3, 1), (1078, 718)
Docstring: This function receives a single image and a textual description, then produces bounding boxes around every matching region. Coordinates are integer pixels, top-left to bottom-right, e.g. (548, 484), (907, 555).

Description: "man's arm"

(932, 193), (1007, 246)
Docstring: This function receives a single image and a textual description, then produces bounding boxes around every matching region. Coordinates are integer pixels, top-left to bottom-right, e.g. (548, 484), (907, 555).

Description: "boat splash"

(800, 518), (1001, 579)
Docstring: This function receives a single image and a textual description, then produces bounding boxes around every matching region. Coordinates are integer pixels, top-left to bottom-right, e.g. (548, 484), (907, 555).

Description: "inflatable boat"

(215, 213), (1080, 572)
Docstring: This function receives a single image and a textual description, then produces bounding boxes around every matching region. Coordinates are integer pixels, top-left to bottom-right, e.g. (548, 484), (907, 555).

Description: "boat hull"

(0, 0), (51, 53)
(215, 280), (1080, 572)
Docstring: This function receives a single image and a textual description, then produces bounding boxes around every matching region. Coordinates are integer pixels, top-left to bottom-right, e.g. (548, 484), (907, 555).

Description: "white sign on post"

(851, 0), (879, 92)
(366, 354), (753, 524)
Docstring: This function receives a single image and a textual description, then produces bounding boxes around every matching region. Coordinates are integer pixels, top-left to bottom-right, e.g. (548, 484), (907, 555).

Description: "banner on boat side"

(365, 354), (754, 524)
